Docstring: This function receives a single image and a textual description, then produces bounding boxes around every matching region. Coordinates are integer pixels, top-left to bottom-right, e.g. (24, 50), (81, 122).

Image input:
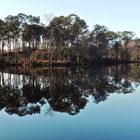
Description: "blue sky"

(0, 0), (140, 37)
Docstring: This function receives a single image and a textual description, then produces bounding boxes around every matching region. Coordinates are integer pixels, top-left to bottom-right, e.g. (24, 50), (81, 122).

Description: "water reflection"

(0, 64), (139, 116)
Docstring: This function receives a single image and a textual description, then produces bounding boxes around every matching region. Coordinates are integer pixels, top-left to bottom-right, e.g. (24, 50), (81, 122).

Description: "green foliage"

(0, 13), (139, 66)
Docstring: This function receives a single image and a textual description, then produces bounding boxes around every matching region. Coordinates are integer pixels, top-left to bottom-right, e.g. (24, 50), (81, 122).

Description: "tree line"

(0, 13), (139, 67)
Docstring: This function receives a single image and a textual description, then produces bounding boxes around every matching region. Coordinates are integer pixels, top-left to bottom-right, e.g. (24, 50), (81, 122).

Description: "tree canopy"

(0, 13), (139, 67)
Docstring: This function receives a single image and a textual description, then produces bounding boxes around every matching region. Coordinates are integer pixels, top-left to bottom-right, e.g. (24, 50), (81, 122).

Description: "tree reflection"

(0, 64), (139, 116)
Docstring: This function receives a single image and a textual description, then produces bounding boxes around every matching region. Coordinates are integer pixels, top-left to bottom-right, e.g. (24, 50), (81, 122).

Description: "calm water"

(0, 64), (140, 140)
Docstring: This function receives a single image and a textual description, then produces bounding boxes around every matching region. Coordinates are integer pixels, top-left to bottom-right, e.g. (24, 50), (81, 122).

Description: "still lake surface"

(0, 64), (140, 140)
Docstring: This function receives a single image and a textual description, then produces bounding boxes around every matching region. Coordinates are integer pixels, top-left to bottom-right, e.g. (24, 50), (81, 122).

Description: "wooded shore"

(0, 13), (140, 68)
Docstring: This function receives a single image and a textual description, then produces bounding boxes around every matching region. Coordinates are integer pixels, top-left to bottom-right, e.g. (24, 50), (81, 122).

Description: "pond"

(0, 64), (140, 140)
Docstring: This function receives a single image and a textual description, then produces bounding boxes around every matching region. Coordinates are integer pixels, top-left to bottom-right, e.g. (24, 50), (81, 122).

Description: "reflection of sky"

(0, 85), (140, 139)
(0, 72), (49, 89)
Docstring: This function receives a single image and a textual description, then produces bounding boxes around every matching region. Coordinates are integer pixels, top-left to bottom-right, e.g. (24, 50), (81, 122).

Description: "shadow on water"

(0, 64), (139, 116)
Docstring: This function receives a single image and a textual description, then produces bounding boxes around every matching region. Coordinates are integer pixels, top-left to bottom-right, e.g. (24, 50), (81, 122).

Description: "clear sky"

(0, 0), (140, 37)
